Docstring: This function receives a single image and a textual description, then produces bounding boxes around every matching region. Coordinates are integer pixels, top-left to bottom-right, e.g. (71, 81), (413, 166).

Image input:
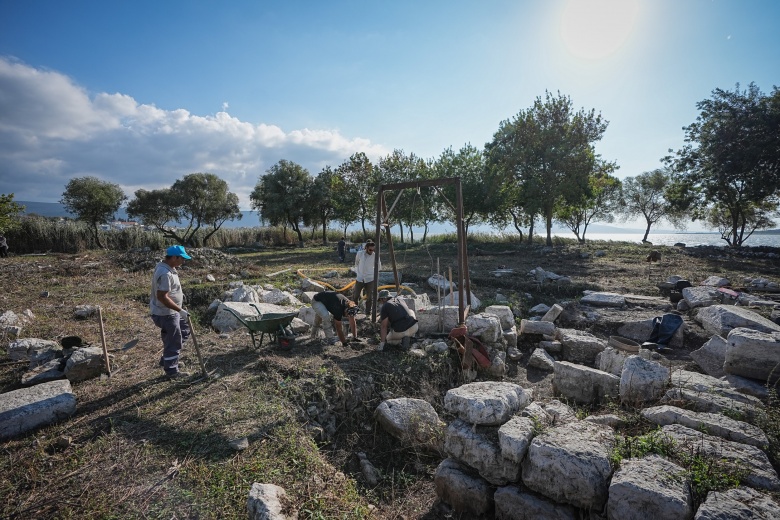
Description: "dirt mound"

(115, 247), (245, 271)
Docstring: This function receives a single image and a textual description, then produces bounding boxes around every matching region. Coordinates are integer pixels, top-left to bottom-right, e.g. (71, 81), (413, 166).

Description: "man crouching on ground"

(377, 289), (418, 351)
(311, 290), (359, 346)
(150, 245), (192, 379)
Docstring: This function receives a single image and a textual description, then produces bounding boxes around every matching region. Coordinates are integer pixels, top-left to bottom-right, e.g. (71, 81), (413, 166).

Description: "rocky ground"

(1, 240), (779, 519)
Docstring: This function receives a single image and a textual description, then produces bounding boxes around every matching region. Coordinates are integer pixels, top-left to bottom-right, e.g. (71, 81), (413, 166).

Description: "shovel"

(108, 338), (139, 353)
(121, 338), (139, 351)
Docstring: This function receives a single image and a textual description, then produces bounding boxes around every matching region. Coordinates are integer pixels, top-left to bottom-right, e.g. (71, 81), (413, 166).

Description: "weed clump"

(611, 428), (748, 508)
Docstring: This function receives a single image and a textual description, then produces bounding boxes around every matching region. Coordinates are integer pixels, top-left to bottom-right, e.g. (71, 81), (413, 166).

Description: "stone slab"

(0, 380), (76, 440)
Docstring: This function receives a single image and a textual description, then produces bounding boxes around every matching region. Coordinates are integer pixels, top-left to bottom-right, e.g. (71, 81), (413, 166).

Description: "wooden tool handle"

(98, 306), (111, 375)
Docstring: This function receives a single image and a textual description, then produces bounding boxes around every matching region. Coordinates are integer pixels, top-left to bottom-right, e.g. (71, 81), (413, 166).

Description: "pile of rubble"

(115, 247), (245, 272)
(1, 305), (109, 440)
(417, 267), (779, 517)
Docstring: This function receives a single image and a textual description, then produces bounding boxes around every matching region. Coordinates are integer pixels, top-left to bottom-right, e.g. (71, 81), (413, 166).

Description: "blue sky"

(1, 0), (779, 230)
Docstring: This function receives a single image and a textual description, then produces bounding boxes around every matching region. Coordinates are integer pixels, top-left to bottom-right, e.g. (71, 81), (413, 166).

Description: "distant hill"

(19, 201), (79, 218)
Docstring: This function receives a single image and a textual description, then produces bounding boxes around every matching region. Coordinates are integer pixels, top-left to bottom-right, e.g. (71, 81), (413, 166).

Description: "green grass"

(611, 427), (750, 509)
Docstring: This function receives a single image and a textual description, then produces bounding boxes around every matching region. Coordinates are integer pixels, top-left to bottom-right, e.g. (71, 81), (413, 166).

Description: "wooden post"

(97, 306), (111, 375)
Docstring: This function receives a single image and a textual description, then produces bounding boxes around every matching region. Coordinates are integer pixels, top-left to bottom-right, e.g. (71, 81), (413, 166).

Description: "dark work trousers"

(152, 314), (191, 374)
(352, 279), (377, 318)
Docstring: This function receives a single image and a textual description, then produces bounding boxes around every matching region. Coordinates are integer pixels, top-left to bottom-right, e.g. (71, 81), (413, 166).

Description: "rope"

(295, 268), (417, 300)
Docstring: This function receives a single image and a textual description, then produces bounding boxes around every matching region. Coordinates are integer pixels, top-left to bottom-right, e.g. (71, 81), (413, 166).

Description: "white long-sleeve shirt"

(354, 249), (381, 283)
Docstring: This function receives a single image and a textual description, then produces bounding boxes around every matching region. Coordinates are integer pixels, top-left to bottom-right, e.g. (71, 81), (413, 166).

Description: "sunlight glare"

(561, 0), (640, 60)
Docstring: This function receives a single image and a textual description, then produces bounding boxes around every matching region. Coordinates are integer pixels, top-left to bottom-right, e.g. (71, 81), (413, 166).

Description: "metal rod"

(455, 178), (465, 325)
(371, 188), (383, 323)
(463, 219), (472, 311)
(437, 257), (442, 333)
(449, 267), (454, 306)
(384, 194), (401, 294)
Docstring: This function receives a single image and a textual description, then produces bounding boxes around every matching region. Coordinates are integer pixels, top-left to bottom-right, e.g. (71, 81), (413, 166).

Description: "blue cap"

(166, 245), (191, 259)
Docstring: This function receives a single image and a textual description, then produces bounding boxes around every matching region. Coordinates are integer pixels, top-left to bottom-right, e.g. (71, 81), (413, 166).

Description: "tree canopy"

(311, 166), (337, 245)
(250, 160), (313, 246)
(376, 149), (435, 244)
(485, 91), (609, 246)
(555, 163), (621, 243)
(618, 169), (685, 243)
(436, 144), (497, 237)
(334, 152), (378, 239)
(666, 83), (780, 247)
(61, 177), (126, 248)
(39, 83), (780, 250)
(127, 173), (241, 246)
(0, 193), (26, 233)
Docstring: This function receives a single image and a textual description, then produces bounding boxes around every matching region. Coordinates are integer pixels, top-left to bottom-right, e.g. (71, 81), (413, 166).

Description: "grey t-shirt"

(150, 261), (182, 316)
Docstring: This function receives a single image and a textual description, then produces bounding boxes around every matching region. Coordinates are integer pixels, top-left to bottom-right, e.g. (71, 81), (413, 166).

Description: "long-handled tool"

(97, 306), (111, 375)
(187, 314), (209, 379)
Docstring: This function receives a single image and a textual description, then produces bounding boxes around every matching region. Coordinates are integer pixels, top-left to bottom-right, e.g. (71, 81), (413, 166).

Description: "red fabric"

(449, 325), (468, 339)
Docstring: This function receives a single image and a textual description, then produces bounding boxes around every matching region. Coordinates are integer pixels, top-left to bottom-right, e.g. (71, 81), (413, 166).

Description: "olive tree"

(61, 177), (126, 248)
(0, 193), (26, 233)
(250, 160), (313, 246)
(127, 173), (241, 246)
(435, 144), (499, 238)
(376, 149), (436, 244)
(618, 169), (685, 243)
(333, 152), (378, 239)
(554, 163), (621, 243)
(485, 91), (609, 246)
(311, 166), (337, 245)
(666, 83), (780, 247)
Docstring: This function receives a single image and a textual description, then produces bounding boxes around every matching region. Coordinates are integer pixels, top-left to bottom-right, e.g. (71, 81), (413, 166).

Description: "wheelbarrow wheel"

(276, 325), (296, 350)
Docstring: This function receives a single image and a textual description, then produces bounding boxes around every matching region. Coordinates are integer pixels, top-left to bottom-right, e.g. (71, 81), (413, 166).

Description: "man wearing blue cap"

(150, 245), (192, 379)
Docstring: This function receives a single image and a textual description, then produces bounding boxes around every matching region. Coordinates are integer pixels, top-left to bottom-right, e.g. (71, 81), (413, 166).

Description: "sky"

(1, 0), (779, 229)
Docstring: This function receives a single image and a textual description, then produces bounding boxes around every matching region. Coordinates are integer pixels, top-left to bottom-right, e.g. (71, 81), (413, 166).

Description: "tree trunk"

(580, 222), (589, 243)
(92, 223), (104, 249)
(397, 222), (404, 244)
(511, 214), (525, 243)
(422, 223), (429, 243)
(527, 219), (535, 245)
(642, 220), (651, 243)
(292, 223), (304, 247)
(545, 212), (553, 246)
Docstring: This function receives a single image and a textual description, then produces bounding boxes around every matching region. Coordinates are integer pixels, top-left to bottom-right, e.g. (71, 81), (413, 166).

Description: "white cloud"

(0, 57), (389, 208)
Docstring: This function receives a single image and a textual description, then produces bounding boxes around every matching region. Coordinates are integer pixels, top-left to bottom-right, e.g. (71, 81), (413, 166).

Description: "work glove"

(179, 309), (190, 320)
(377, 341), (385, 352)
